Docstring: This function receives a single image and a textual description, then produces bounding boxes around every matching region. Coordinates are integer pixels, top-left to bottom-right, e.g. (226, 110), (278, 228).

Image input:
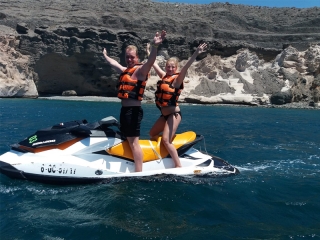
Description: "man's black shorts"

(120, 106), (143, 137)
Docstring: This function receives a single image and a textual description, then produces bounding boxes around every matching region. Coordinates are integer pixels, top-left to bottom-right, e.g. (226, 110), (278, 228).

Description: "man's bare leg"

(127, 136), (143, 172)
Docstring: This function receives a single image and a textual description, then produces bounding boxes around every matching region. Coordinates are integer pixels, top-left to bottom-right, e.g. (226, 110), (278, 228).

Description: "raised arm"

(173, 43), (207, 88)
(146, 43), (166, 78)
(138, 30), (166, 78)
(102, 48), (126, 74)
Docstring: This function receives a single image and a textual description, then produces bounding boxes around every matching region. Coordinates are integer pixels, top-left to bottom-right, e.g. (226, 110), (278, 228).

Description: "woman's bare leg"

(161, 114), (182, 168)
(149, 116), (166, 140)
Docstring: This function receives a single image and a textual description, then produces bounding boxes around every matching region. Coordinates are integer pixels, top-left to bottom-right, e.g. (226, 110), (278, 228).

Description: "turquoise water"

(0, 99), (320, 240)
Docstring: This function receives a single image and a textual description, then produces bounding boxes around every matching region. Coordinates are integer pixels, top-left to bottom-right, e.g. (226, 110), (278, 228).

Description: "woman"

(147, 42), (207, 168)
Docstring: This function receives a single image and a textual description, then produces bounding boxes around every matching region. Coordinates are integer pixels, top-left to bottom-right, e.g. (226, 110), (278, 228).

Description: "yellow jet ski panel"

(106, 131), (196, 162)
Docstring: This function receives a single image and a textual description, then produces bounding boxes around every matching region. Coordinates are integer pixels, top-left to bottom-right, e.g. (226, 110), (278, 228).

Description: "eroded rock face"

(305, 44), (320, 74)
(0, 26), (38, 97)
(8, 25), (149, 97)
(235, 49), (260, 72)
(160, 44), (319, 106)
(310, 75), (320, 103)
(0, 0), (319, 106)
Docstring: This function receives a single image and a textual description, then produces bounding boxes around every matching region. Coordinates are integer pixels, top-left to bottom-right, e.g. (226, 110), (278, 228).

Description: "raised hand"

(153, 30), (166, 46)
(146, 43), (151, 56)
(196, 43), (208, 54)
(103, 48), (108, 56)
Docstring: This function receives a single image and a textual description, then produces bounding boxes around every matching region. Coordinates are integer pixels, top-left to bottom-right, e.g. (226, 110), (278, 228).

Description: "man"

(102, 30), (166, 172)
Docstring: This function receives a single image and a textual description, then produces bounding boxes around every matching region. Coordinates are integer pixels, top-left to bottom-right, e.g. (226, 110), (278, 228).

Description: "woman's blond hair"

(166, 57), (179, 70)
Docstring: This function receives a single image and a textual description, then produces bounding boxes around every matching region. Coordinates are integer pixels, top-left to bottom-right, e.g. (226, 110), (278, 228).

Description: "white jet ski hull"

(0, 116), (239, 184)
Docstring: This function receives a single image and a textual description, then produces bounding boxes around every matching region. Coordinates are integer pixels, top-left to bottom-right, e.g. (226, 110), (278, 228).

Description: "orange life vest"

(155, 73), (184, 107)
(117, 64), (148, 100)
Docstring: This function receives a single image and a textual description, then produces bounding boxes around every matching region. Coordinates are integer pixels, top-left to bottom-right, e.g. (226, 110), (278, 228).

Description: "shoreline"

(38, 96), (122, 102)
(36, 96), (320, 110)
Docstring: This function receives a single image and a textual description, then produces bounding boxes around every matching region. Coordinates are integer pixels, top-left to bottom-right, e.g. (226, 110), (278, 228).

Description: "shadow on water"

(98, 172), (239, 186)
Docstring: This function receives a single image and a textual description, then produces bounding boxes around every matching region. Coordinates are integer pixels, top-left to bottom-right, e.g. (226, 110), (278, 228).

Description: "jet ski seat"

(106, 131), (197, 162)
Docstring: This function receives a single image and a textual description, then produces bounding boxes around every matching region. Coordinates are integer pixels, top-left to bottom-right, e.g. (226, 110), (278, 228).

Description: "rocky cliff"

(0, 0), (319, 106)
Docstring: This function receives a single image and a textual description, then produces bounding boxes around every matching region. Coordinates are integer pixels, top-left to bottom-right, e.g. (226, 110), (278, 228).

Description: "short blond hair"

(126, 45), (138, 55)
(166, 57), (179, 70)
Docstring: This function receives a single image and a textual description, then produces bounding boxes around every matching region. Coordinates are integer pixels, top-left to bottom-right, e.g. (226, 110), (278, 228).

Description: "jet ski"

(0, 116), (239, 184)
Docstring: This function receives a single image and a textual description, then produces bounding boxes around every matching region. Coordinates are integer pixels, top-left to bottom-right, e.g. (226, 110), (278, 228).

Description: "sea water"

(0, 98), (319, 240)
